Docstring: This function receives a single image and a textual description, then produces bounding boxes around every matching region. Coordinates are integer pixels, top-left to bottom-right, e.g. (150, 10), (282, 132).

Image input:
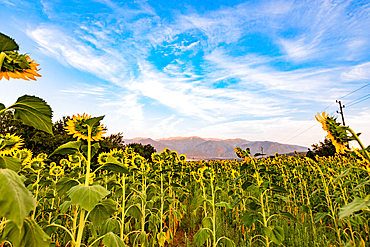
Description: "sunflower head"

(65, 114), (106, 141)
(98, 152), (110, 165)
(68, 153), (84, 168)
(109, 149), (125, 161)
(13, 148), (32, 165)
(179, 154), (187, 162)
(0, 133), (24, 156)
(0, 52), (41, 81)
(49, 164), (64, 177)
(37, 153), (48, 161)
(316, 112), (349, 154)
(28, 158), (45, 171)
(59, 158), (70, 167)
(151, 153), (162, 163)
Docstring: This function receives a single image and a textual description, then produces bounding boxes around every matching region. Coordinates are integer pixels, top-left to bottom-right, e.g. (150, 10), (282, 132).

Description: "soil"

(171, 229), (197, 247)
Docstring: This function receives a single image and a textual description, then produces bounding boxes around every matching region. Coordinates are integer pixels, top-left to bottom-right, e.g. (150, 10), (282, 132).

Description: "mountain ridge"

(123, 137), (308, 160)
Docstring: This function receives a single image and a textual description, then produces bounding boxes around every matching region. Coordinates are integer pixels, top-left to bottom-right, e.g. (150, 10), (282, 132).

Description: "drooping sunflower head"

(13, 148), (32, 165)
(49, 164), (64, 177)
(199, 166), (215, 181)
(28, 157), (45, 171)
(98, 152), (110, 165)
(68, 153), (84, 168)
(151, 153), (162, 163)
(37, 153), (48, 161)
(316, 112), (349, 154)
(0, 133), (24, 156)
(64, 113), (106, 141)
(0, 52), (41, 81)
(59, 158), (70, 167)
(109, 148), (125, 161)
(132, 155), (146, 168)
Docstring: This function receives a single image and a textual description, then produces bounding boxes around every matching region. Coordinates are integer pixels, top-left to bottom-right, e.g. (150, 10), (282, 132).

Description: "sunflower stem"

(0, 52), (6, 71)
(347, 127), (370, 161)
(84, 126), (92, 186)
(76, 126), (92, 247)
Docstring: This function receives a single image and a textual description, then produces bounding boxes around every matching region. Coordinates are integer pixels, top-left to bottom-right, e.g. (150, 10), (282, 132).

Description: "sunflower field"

(1, 33), (370, 247)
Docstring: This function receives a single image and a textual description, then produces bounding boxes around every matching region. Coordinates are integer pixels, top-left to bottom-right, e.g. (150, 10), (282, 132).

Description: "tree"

(306, 138), (336, 159)
(125, 143), (157, 161)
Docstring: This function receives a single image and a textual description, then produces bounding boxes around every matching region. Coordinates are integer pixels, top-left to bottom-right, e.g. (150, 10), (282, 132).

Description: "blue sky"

(1, 0), (370, 147)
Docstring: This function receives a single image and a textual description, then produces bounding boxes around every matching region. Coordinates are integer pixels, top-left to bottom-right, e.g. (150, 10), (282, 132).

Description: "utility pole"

(336, 100), (346, 126)
(261, 147), (264, 158)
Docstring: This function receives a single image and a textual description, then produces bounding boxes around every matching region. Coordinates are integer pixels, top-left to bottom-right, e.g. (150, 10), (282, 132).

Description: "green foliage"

(1, 95), (53, 135)
(339, 197), (370, 220)
(67, 184), (110, 212)
(125, 142), (156, 161)
(0, 169), (36, 229)
(0, 32), (19, 52)
(307, 137), (336, 158)
(89, 199), (117, 226)
(102, 232), (126, 247)
(1, 218), (50, 247)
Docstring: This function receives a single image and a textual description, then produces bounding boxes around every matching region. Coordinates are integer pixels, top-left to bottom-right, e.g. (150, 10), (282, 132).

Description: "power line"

(345, 93), (370, 107)
(280, 82), (370, 143)
(284, 123), (318, 144)
(346, 94), (370, 108)
(280, 102), (335, 143)
(339, 82), (370, 100)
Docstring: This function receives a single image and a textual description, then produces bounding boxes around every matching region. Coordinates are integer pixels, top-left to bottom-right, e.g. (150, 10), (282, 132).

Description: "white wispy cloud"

(15, 0), (370, 145)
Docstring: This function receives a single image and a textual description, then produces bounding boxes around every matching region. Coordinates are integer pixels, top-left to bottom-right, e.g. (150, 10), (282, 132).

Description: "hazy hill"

(124, 136), (308, 160)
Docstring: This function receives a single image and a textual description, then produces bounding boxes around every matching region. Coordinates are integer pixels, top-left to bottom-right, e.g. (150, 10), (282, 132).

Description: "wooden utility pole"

(336, 100), (346, 126)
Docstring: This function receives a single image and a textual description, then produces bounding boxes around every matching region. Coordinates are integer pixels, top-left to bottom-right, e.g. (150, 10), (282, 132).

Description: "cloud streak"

(10, 0), (369, 146)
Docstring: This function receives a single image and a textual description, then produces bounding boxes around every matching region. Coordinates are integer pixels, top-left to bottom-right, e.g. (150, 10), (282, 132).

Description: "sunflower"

(98, 152), (110, 165)
(132, 155), (149, 172)
(59, 158), (70, 167)
(13, 148), (33, 165)
(315, 112), (349, 154)
(109, 148), (124, 161)
(0, 133), (24, 156)
(68, 153), (84, 169)
(179, 154), (187, 162)
(64, 113), (106, 141)
(50, 165), (64, 177)
(0, 52), (41, 81)
(37, 153), (48, 161)
(28, 157), (45, 171)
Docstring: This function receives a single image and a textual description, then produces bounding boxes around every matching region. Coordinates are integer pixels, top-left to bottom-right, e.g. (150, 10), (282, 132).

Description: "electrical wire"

(280, 102), (335, 143)
(279, 82), (370, 143)
(346, 94), (370, 108)
(339, 82), (370, 100)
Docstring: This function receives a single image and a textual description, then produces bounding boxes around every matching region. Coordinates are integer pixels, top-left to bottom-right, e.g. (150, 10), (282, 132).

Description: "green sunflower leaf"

(1, 218), (51, 247)
(67, 184), (110, 212)
(0, 156), (22, 172)
(339, 197), (370, 219)
(193, 228), (211, 247)
(102, 232), (126, 247)
(98, 156), (129, 174)
(0, 103), (5, 112)
(6, 95), (53, 135)
(0, 33), (19, 52)
(81, 142), (100, 158)
(263, 226), (284, 245)
(0, 169), (36, 229)
(88, 199), (117, 226)
(50, 141), (83, 157)
(85, 115), (105, 128)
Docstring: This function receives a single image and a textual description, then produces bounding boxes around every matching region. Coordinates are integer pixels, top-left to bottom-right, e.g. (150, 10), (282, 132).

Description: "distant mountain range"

(124, 136), (308, 160)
